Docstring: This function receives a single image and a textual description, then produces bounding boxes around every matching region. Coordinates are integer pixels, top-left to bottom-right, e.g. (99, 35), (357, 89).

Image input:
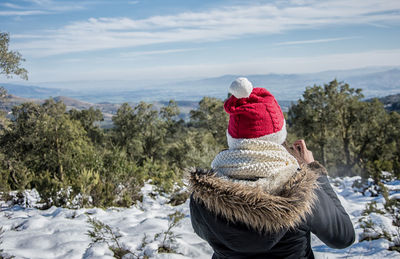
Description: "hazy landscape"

(1, 0), (400, 258)
(3, 66), (400, 103)
(2, 66), (400, 127)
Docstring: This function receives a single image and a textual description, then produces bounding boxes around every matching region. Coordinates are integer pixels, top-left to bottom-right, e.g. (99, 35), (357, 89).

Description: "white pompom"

(229, 77), (253, 99)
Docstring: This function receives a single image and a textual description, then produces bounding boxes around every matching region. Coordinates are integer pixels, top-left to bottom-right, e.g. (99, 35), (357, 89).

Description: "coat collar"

(190, 164), (321, 233)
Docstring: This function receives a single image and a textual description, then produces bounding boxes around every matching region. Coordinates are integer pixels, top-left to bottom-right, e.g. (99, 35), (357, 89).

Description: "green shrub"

(141, 158), (182, 194)
(71, 168), (101, 207)
(169, 191), (190, 206)
(31, 171), (68, 208)
(0, 158), (32, 191)
(86, 217), (136, 259)
(362, 201), (385, 215)
(157, 210), (185, 254)
(360, 184), (400, 253)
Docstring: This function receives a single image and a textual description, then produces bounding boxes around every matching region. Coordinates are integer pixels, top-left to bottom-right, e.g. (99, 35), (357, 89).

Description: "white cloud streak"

(11, 0), (400, 57)
(0, 10), (49, 16)
(275, 37), (357, 46)
(119, 48), (200, 58)
(2, 3), (26, 9)
(1, 0), (86, 15)
(25, 48), (400, 82)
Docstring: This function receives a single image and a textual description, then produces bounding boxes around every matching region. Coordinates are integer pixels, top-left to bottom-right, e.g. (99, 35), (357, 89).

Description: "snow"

(312, 176), (400, 259)
(1, 177), (400, 259)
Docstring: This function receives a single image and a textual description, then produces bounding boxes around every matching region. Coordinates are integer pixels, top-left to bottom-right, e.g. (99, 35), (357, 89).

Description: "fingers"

(292, 139), (314, 163)
(291, 145), (301, 156)
(304, 149), (315, 164)
(293, 139), (307, 150)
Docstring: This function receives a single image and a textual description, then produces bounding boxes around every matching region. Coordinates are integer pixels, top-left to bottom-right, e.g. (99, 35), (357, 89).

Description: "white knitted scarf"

(211, 139), (300, 193)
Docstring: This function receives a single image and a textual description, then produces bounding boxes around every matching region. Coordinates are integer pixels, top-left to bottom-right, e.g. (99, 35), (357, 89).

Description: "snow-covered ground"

(1, 177), (399, 259)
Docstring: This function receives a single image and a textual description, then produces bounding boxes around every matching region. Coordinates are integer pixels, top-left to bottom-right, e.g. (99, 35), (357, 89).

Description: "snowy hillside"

(1, 177), (399, 259)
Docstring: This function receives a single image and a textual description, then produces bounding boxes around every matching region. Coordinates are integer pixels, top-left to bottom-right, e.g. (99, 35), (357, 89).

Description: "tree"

(0, 100), (96, 187)
(160, 100), (182, 136)
(69, 107), (104, 145)
(0, 32), (28, 80)
(288, 80), (400, 181)
(189, 97), (228, 147)
(0, 87), (9, 132)
(288, 79), (392, 177)
(324, 80), (364, 172)
(350, 99), (391, 178)
(1, 32), (28, 133)
(112, 102), (168, 164)
(388, 112), (400, 177)
(288, 83), (336, 166)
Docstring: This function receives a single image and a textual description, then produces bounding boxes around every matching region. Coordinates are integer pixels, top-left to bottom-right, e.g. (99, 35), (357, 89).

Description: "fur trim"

(307, 161), (328, 175)
(190, 165), (320, 233)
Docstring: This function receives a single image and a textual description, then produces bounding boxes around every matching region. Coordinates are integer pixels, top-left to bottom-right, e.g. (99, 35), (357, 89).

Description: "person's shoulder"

(306, 161), (328, 176)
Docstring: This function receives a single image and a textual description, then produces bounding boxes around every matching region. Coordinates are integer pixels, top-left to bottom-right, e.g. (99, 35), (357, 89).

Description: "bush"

(359, 183), (400, 253)
(0, 96), (229, 209)
(141, 158), (182, 194)
(156, 211), (185, 254)
(71, 168), (101, 207)
(0, 157), (32, 191)
(86, 217), (136, 259)
(169, 191), (190, 206)
(31, 170), (69, 208)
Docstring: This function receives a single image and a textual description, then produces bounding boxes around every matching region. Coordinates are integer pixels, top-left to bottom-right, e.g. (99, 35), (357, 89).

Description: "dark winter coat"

(189, 161), (355, 259)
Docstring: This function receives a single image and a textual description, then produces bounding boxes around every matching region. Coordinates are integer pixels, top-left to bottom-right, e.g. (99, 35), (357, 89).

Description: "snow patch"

(1, 180), (400, 258)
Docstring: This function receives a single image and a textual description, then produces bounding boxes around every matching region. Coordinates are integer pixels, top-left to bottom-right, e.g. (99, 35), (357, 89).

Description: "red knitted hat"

(224, 77), (287, 145)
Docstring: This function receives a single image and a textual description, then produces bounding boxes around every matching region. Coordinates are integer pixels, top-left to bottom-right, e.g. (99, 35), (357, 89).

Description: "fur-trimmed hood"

(190, 163), (323, 233)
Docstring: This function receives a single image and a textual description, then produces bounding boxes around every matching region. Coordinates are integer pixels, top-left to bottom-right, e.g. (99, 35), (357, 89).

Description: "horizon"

(2, 65), (400, 103)
(1, 0), (400, 86)
(2, 64), (398, 87)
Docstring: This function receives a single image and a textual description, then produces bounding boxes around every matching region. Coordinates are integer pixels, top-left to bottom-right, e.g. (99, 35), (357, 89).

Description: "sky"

(1, 0), (400, 84)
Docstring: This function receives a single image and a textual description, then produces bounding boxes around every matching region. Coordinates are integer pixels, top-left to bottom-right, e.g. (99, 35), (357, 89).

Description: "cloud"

(0, 10), (49, 16)
(11, 0), (400, 56)
(275, 37), (358, 46)
(2, 0), (87, 14)
(119, 48), (200, 58)
(26, 48), (400, 82)
(254, 49), (400, 74)
(134, 49), (400, 79)
(23, 0), (51, 4)
(2, 3), (25, 9)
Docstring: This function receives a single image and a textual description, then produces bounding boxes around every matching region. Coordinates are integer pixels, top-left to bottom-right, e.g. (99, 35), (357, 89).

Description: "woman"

(189, 78), (355, 259)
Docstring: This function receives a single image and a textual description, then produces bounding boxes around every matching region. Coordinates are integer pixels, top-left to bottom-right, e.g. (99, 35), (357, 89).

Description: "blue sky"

(1, 0), (400, 84)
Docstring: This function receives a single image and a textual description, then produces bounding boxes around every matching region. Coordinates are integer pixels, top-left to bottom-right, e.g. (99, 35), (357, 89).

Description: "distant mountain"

(1, 91), (397, 129)
(52, 96), (97, 110)
(105, 66), (400, 101)
(0, 83), (76, 99)
(0, 94), (118, 126)
(0, 94), (199, 127)
(170, 68), (400, 100)
(345, 69), (400, 98)
(1, 66), (399, 103)
(368, 93), (400, 112)
(0, 94), (41, 113)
